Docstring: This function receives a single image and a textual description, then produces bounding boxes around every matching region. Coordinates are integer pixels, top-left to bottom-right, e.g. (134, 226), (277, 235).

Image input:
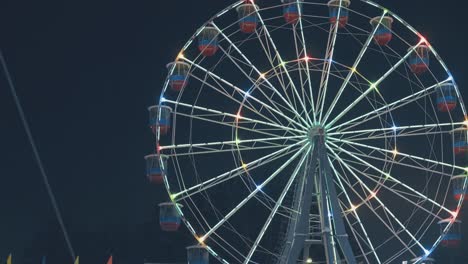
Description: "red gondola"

(282, 0), (300, 24)
(144, 154), (167, 184)
(159, 202), (183, 232)
(167, 62), (190, 91)
(148, 105), (172, 135)
(436, 83), (457, 112)
(198, 27), (219, 57)
(408, 44), (430, 75)
(328, 0), (351, 28)
(370, 16), (394, 46)
(237, 3), (258, 33)
(438, 219), (462, 247)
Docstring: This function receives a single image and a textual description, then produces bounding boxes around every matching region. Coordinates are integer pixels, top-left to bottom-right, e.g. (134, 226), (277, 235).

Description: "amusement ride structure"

(146, 1), (467, 263)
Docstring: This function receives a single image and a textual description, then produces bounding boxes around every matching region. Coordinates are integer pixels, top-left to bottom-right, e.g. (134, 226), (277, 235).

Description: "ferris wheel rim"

(155, 1), (467, 263)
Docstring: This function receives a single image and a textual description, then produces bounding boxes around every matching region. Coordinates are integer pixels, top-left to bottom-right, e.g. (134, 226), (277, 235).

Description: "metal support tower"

(278, 126), (356, 264)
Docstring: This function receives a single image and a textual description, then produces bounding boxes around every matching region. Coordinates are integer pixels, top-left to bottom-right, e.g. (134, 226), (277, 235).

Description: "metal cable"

(0, 48), (76, 261)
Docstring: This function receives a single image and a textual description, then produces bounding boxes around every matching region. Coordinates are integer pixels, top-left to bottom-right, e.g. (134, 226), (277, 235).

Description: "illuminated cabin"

(452, 174), (468, 201)
(158, 202), (183, 232)
(198, 27), (219, 57)
(452, 127), (468, 155)
(144, 154), (167, 184)
(408, 44), (430, 74)
(236, 3), (258, 33)
(282, 0), (300, 24)
(328, 0), (351, 28)
(187, 245), (209, 264)
(370, 16), (394, 46)
(438, 219), (462, 247)
(167, 62), (190, 91)
(435, 83), (457, 112)
(148, 105), (172, 135)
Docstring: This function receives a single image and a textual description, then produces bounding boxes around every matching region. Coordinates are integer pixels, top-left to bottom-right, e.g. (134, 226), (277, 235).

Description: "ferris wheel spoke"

(160, 135), (305, 152)
(292, 25), (308, 120)
(164, 99), (306, 134)
(211, 23), (310, 127)
(322, 11), (388, 125)
(172, 110), (304, 142)
(211, 45), (305, 132)
(328, 141), (455, 217)
(329, 78), (454, 133)
(329, 137), (465, 173)
(252, 4), (314, 126)
(330, 121), (463, 139)
(180, 58), (309, 131)
(330, 153), (419, 258)
(329, 157), (381, 263)
(332, 141), (456, 180)
(171, 139), (307, 202)
(199, 143), (310, 242)
(317, 0), (346, 123)
(243, 145), (311, 264)
(296, 1), (317, 123)
(328, 147), (427, 256)
(331, 152), (446, 221)
(189, 71), (298, 132)
(326, 40), (426, 129)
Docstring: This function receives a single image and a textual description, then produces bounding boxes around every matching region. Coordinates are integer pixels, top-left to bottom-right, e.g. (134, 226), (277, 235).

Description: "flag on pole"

(6, 254), (11, 264)
(74, 256), (79, 264)
(106, 255), (112, 264)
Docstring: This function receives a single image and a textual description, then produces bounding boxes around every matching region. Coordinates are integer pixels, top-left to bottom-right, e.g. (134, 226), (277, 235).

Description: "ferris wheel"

(147, 0), (468, 263)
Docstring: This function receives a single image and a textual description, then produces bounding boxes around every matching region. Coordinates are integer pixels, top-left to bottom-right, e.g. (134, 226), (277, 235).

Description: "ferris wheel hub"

(308, 125), (327, 143)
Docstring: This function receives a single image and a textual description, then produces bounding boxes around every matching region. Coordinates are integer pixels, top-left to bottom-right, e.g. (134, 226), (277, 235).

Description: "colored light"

(392, 148), (398, 157)
(350, 204), (358, 211)
(424, 248), (431, 256)
(170, 194), (177, 200)
(391, 124), (398, 132)
(370, 191), (377, 198)
(419, 36), (427, 44)
(177, 52), (185, 59)
(304, 55), (311, 61)
(351, 67), (357, 73)
(160, 96), (166, 102)
(236, 112), (242, 120)
(306, 258), (313, 263)
(260, 73), (266, 79)
(451, 211), (459, 218)
(235, 138), (241, 145)
(242, 163), (248, 170)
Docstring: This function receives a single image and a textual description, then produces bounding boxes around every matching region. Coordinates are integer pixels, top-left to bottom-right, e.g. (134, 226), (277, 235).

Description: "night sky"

(1, 0), (467, 263)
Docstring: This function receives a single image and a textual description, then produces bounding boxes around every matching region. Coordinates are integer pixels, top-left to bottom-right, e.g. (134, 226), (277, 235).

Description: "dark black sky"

(1, 0), (467, 263)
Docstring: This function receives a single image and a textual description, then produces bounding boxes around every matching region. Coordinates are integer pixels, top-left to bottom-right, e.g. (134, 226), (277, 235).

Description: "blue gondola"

(435, 83), (457, 112)
(370, 16), (393, 46)
(148, 105), (172, 135)
(452, 174), (468, 201)
(187, 245), (209, 264)
(452, 127), (468, 155)
(328, 0), (351, 28)
(408, 44), (430, 74)
(237, 3), (258, 33)
(198, 27), (219, 57)
(159, 202), (183, 232)
(145, 154), (167, 184)
(438, 219), (462, 247)
(282, 0), (300, 24)
(167, 62), (190, 91)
